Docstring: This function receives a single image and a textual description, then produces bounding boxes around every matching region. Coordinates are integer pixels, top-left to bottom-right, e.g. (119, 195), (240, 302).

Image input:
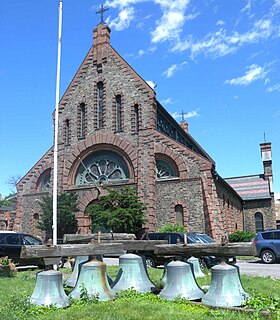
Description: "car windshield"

(188, 234), (215, 244)
(23, 235), (42, 245)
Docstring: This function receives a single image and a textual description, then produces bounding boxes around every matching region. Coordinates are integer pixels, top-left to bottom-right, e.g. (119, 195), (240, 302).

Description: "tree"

(157, 223), (185, 233)
(6, 175), (21, 193)
(38, 191), (79, 239)
(86, 186), (147, 234)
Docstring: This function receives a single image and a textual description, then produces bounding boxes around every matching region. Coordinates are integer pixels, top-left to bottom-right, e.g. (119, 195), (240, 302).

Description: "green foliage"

(1, 269), (280, 320)
(0, 199), (12, 206)
(38, 191), (79, 238)
(86, 186), (146, 233)
(228, 230), (256, 242)
(157, 223), (185, 233)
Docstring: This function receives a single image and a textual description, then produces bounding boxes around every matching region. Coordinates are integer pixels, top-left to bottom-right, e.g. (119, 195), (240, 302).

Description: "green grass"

(0, 266), (279, 320)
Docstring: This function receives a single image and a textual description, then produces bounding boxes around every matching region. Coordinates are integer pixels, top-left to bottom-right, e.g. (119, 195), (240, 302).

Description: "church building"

(14, 21), (276, 239)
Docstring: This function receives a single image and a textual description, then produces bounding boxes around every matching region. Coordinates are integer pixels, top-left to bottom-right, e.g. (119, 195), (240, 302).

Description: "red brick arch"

(155, 144), (188, 179)
(63, 131), (138, 188)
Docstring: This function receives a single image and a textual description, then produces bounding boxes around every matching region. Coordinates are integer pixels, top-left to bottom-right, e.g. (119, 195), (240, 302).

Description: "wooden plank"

(123, 240), (167, 251)
(154, 242), (256, 257)
(20, 243), (125, 259)
(63, 233), (136, 244)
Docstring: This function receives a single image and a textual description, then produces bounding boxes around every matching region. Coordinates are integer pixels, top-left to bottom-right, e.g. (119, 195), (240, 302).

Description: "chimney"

(260, 142), (273, 192)
(180, 121), (189, 133)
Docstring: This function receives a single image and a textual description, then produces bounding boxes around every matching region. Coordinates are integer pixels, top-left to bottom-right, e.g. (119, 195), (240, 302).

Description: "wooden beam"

(154, 242), (256, 257)
(20, 243), (125, 259)
(63, 233), (136, 244)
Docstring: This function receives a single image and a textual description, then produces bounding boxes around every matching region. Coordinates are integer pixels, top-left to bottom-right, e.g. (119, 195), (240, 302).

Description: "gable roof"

(225, 175), (271, 200)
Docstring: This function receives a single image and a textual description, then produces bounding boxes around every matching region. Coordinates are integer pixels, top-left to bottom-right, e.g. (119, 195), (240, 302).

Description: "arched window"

(156, 159), (177, 179)
(65, 119), (70, 145)
(175, 205), (184, 225)
(76, 151), (130, 185)
(97, 82), (104, 129)
(116, 95), (122, 131)
(78, 103), (86, 138)
(255, 212), (264, 232)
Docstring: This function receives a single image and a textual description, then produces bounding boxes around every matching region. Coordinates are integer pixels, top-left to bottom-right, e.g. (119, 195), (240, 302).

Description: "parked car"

(0, 232), (45, 268)
(140, 232), (236, 268)
(253, 229), (280, 264)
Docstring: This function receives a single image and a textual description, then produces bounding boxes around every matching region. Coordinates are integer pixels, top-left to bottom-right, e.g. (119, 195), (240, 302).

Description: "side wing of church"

(14, 23), (275, 239)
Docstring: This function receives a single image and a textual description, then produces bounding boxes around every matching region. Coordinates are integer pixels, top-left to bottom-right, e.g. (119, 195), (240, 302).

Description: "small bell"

(30, 270), (69, 308)
(160, 261), (204, 301)
(202, 261), (250, 307)
(70, 259), (115, 301)
(66, 255), (89, 287)
(187, 256), (205, 278)
(112, 253), (155, 293)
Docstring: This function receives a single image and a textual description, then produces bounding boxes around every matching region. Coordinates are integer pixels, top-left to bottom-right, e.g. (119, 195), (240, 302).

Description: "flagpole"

(53, 0), (63, 254)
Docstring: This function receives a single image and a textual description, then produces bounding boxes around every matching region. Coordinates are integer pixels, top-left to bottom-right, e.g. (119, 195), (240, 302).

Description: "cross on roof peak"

(180, 110), (188, 122)
(96, 4), (109, 24)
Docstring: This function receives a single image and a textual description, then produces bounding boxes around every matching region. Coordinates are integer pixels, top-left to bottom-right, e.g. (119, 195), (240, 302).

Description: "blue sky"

(0, 0), (279, 198)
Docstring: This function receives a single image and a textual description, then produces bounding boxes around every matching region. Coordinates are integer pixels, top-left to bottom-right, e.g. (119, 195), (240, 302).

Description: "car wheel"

(58, 258), (65, 268)
(145, 256), (156, 268)
(261, 249), (276, 264)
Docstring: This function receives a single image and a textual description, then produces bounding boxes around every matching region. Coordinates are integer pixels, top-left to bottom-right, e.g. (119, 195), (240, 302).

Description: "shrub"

(157, 223), (185, 233)
(228, 230), (256, 242)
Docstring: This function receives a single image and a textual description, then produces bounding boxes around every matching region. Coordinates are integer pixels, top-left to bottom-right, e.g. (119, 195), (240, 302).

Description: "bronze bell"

(70, 259), (115, 301)
(202, 261), (250, 307)
(160, 261), (204, 300)
(66, 255), (89, 287)
(30, 270), (69, 308)
(187, 256), (205, 278)
(112, 253), (155, 293)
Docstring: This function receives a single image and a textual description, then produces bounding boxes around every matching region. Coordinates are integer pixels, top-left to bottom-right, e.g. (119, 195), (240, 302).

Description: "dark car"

(253, 229), (280, 264)
(143, 232), (236, 268)
(0, 232), (45, 268)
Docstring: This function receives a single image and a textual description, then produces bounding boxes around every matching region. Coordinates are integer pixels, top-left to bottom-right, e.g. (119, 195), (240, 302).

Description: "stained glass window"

(116, 95), (122, 131)
(76, 151), (129, 185)
(255, 212), (264, 232)
(41, 174), (51, 192)
(156, 159), (177, 179)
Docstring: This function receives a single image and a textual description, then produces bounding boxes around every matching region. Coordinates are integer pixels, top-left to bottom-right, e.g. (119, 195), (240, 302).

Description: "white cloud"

(225, 64), (269, 86)
(216, 20), (225, 26)
(267, 83), (280, 92)
(161, 97), (176, 105)
(172, 18), (274, 58)
(241, 0), (252, 14)
(162, 64), (178, 78)
(151, 11), (186, 43)
(105, 0), (146, 8)
(107, 7), (135, 30)
(162, 61), (187, 78)
(150, 0), (190, 43)
(146, 80), (156, 89)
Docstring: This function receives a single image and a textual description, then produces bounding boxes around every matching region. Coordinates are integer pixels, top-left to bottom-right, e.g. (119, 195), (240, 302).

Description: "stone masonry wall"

(155, 179), (205, 233)
(244, 199), (276, 232)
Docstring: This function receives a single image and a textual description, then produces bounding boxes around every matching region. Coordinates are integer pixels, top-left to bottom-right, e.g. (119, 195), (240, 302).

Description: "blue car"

(253, 229), (280, 264)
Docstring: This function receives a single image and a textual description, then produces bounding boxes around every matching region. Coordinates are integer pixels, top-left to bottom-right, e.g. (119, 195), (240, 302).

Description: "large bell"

(202, 261), (250, 307)
(70, 259), (115, 301)
(66, 255), (89, 287)
(112, 253), (155, 293)
(30, 270), (69, 308)
(160, 261), (204, 301)
(187, 256), (205, 278)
